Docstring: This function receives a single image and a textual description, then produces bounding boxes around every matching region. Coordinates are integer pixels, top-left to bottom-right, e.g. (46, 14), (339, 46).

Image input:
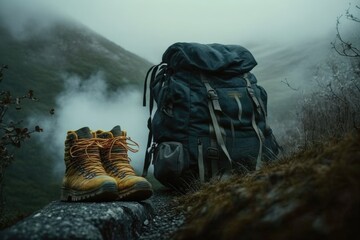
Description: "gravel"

(139, 188), (186, 240)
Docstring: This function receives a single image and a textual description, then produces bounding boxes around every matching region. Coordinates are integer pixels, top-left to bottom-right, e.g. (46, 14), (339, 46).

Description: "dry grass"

(172, 131), (360, 240)
(300, 58), (360, 148)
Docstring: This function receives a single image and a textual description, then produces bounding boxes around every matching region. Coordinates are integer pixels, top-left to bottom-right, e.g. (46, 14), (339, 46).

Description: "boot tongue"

(108, 125), (126, 153)
(75, 127), (92, 139)
(110, 125), (122, 137)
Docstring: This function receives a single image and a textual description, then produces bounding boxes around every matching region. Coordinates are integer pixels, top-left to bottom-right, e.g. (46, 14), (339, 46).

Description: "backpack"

(142, 42), (280, 190)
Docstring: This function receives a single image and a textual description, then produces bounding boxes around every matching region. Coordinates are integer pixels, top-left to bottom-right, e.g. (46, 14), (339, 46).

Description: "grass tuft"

(173, 131), (360, 240)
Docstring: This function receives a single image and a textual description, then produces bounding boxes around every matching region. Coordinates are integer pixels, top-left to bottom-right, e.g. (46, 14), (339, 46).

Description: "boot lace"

(68, 138), (107, 178)
(102, 136), (139, 177)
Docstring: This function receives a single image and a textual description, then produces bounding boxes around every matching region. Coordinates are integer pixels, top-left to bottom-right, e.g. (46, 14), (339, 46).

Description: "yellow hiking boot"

(96, 126), (153, 201)
(61, 127), (118, 202)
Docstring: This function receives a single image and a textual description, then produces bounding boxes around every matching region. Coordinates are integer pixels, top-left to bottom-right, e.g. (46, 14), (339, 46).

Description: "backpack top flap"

(162, 42), (257, 74)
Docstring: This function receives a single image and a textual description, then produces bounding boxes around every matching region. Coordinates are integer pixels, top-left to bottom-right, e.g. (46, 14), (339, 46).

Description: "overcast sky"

(0, 0), (353, 63)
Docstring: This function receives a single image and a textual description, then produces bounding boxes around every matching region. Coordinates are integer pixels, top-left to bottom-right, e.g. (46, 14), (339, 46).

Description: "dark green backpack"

(142, 42), (280, 190)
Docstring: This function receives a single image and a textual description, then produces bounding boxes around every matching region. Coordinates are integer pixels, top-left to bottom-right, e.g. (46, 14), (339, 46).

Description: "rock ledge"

(0, 200), (153, 240)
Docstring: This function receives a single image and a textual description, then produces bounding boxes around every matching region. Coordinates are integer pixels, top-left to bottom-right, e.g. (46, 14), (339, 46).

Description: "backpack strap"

(208, 125), (219, 179)
(201, 76), (233, 169)
(142, 63), (164, 177)
(243, 73), (265, 170)
(197, 140), (205, 182)
(143, 65), (155, 107)
(233, 94), (243, 121)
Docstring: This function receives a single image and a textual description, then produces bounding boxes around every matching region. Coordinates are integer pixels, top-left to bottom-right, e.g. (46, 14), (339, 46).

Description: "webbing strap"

(251, 112), (263, 170)
(197, 140), (205, 183)
(211, 154), (218, 177)
(142, 118), (153, 177)
(202, 78), (232, 167)
(209, 124), (220, 178)
(244, 73), (268, 127)
(233, 94), (242, 121)
(143, 65), (157, 107)
(258, 97), (267, 117)
(258, 97), (269, 130)
(244, 75), (264, 170)
(244, 74), (262, 116)
(149, 65), (163, 115)
(142, 63), (164, 177)
(142, 66), (156, 177)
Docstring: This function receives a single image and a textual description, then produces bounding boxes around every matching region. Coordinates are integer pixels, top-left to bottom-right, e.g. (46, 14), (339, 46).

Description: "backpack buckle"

(207, 90), (218, 100)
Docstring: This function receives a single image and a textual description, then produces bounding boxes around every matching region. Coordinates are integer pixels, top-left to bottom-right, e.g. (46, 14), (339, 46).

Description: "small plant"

(299, 57), (360, 148)
(0, 64), (44, 216)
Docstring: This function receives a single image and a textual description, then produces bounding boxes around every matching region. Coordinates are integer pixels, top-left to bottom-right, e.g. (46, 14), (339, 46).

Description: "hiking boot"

(97, 126), (153, 201)
(61, 127), (118, 202)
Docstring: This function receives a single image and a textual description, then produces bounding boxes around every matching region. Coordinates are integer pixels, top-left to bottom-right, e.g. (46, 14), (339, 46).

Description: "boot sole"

(61, 182), (118, 202)
(118, 181), (153, 201)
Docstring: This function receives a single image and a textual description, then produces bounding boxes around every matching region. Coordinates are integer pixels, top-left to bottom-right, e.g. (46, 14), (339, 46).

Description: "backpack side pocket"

(153, 142), (188, 186)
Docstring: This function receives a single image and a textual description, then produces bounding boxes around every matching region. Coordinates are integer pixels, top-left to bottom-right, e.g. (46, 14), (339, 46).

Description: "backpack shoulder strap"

(201, 75), (233, 168)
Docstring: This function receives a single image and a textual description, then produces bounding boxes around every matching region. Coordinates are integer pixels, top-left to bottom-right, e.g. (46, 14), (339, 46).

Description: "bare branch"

(346, 4), (360, 22)
(281, 78), (299, 91)
(332, 14), (360, 58)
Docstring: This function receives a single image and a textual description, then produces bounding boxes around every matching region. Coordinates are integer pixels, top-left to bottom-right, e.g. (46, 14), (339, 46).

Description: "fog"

(30, 73), (149, 173)
(1, 0), (358, 174)
(0, 0), (352, 62)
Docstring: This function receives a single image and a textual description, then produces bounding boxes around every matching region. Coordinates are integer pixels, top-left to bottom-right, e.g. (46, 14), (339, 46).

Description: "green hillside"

(0, 21), (151, 109)
(0, 19), (152, 218)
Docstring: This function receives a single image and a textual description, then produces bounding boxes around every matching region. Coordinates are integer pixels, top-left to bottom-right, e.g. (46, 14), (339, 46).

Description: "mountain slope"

(0, 20), (151, 110)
